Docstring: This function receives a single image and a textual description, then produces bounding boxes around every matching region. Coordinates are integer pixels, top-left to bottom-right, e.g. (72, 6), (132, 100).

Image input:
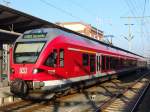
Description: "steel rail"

(130, 80), (150, 112)
(95, 71), (150, 112)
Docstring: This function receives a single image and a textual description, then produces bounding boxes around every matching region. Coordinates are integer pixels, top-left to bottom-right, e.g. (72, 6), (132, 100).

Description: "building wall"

(57, 22), (104, 41)
(146, 57), (150, 69)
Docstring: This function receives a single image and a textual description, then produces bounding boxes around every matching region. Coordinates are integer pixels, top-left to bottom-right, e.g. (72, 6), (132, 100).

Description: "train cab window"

(59, 49), (64, 67)
(102, 55), (105, 70)
(45, 49), (57, 67)
(83, 54), (89, 66)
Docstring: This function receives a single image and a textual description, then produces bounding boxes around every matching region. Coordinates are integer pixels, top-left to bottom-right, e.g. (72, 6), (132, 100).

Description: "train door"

(96, 53), (101, 74)
(90, 54), (96, 74)
(44, 48), (65, 76)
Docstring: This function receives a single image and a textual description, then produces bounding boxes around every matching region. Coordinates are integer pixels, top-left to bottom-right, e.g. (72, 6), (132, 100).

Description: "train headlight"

(33, 69), (38, 74)
(32, 68), (44, 74)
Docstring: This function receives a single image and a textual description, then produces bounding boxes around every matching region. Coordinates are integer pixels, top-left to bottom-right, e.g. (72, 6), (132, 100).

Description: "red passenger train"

(10, 28), (147, 96)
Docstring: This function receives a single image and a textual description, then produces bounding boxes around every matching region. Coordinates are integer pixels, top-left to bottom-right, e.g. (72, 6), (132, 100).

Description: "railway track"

(0, 71), (149, 112)
(94, 71), (150, 112)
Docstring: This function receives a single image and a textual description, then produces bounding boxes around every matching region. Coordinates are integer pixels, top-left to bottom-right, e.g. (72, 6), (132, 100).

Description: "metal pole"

(0, 44), (2, 82)
(129, 18), (131, 51)
(124, 17), (134, 51)
(121, 16), (150, 51)
(0, 29), (21, 36)
(6, 44), (10, 82)
(96, 17), (100, 40)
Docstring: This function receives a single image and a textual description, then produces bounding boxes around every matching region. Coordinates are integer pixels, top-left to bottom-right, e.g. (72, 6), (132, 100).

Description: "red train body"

(10, 28), (147, 96)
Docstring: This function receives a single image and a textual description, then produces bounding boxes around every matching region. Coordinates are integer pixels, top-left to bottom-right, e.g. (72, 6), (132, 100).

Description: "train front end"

(10, 28), (54, 96)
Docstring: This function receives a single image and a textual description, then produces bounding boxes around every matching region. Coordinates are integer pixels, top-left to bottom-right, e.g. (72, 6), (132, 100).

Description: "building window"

(59, 49), (64, 67)
(90, 33), (92, 37)
(83, 54), (89, 66)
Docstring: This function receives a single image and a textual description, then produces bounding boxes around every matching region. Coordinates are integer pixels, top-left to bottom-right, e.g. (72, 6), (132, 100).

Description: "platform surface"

(0, 86), (11, 98)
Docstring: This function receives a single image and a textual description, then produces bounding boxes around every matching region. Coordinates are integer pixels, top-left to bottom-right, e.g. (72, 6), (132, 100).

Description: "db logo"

(19, 67), (27, 74)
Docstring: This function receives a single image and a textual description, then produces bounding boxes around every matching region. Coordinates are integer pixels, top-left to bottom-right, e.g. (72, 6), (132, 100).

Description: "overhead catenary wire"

(131, 0), (150, 39)
(39, 0), (104, 31)
(143, 0), (147, 16)
(67, 0), (97, 17)
(122, 0), (150, 56)
(67, 0), (103, 32)
(129, 0), (139, 17)
(132, 0), (142, 15)
(131, 0), (148, 54)
(39, 0), (83, 22)
(123, 0), (136, 16)
(140, 0), (147, 53)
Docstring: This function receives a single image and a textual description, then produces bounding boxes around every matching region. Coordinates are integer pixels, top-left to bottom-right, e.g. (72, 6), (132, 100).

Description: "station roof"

(0, 4), (58, 43)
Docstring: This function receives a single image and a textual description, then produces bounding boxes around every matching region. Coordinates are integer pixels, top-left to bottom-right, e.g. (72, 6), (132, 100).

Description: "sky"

(0, 0), (150, 56)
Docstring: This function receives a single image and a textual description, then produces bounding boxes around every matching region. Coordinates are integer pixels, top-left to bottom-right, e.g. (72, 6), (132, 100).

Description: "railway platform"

(0, 86), (10, 97)
(0, 80), (9, 88)
(0, 86), (16, 105)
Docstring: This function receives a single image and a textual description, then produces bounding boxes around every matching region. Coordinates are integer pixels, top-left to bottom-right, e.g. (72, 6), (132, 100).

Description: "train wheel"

(10, 78), (28, 96)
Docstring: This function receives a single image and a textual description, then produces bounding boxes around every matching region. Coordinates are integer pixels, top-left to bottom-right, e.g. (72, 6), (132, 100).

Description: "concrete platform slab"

(0, 86), (15, 105)
(0, 86), (11, 98)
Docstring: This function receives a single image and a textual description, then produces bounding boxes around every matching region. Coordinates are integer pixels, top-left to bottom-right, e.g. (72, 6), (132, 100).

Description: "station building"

(146, 57), (150, 69)
(56, 22), (104, 41)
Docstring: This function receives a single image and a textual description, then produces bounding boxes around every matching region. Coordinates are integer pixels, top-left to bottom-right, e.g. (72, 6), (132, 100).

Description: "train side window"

(83, 54), (89, 66)
(45, 49), (57, 67)
(106, 56), (110, 70)
(59, 49), (64, 67)
(102, 55), (105, 70)
(97, 56), (99, 71)
(115, 58), (119, 68)
(120, 58), (123, 67)
(110, 57), (113, 69)
(97, 56), (101, 71)
(123, 59), (127, 67)
(110, 57), (116, 69)
(90, 55), (95, 72)
(99, 56), (101, 71)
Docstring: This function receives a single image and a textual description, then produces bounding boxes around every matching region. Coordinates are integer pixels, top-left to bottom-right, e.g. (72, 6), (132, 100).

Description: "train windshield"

(14, 42), (45, 63)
